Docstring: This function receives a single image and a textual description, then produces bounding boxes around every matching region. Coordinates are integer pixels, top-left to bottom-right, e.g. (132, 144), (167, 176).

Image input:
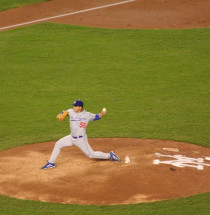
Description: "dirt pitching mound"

(0, 138), (210, 205)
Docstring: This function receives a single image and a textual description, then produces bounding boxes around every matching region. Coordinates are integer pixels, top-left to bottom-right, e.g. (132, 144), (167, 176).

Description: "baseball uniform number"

(80, 122), (87, 128)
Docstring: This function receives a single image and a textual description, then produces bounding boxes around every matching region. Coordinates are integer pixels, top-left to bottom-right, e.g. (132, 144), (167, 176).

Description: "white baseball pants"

(49, 134), (110, 163)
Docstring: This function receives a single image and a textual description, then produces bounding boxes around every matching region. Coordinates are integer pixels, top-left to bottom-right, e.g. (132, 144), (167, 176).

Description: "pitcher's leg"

(75, 136), (110, 159)
(49, 135), (73, 163)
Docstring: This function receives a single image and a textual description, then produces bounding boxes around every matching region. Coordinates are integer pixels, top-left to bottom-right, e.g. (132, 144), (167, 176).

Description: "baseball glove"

(57, 110), (68, 121)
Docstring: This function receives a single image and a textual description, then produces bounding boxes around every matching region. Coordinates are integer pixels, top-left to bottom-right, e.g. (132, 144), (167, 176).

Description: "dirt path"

(0, 0), (210, 31)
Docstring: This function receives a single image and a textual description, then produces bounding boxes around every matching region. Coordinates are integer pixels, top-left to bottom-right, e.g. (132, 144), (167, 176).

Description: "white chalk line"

(153, 153), (210, 170)
(0, 0), (136, 31)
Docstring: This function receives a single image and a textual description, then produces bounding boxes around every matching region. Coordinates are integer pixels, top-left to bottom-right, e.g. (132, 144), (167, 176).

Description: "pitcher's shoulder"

(67, 108), (73, 115)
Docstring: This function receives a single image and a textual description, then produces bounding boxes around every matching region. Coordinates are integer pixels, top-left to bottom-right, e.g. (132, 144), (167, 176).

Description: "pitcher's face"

(73, 106), (83, 113)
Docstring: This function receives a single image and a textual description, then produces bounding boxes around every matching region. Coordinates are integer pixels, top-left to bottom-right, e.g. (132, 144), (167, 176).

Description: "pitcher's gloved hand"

(57, 110), (68, 121)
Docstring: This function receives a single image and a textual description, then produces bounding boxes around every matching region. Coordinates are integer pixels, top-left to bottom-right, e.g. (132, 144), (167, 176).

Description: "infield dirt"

(0, 0), (210, 31)
(0, 138), (210, 205)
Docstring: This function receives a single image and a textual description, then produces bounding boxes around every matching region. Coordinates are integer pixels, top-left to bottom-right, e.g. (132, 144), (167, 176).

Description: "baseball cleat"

(41, 162), (55, 169)
(110, 151), (121, 162)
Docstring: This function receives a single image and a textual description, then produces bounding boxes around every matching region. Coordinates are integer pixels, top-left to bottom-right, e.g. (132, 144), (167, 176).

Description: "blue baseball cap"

(72, 100), (84, 107)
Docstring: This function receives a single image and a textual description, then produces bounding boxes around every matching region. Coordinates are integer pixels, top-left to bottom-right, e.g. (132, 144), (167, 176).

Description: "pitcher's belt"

(72, 136), (83, 139)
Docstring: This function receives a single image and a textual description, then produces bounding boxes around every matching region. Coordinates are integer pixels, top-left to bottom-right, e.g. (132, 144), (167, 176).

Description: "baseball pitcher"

(42, 99), (121, 169)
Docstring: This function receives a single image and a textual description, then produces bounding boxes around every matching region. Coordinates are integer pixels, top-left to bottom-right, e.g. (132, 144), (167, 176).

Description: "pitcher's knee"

(55, 141), (64, 149)
(86, 152), (96, 159)
(87, 154), (94, 159)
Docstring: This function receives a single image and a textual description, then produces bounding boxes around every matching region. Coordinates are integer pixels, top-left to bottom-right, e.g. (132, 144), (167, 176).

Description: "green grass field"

(0, 0), (48, 11)
(0, 23), (210, 214)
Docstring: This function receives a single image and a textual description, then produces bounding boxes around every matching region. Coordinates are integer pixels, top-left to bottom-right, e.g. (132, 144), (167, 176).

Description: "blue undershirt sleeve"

(94, 114), (100, 121)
